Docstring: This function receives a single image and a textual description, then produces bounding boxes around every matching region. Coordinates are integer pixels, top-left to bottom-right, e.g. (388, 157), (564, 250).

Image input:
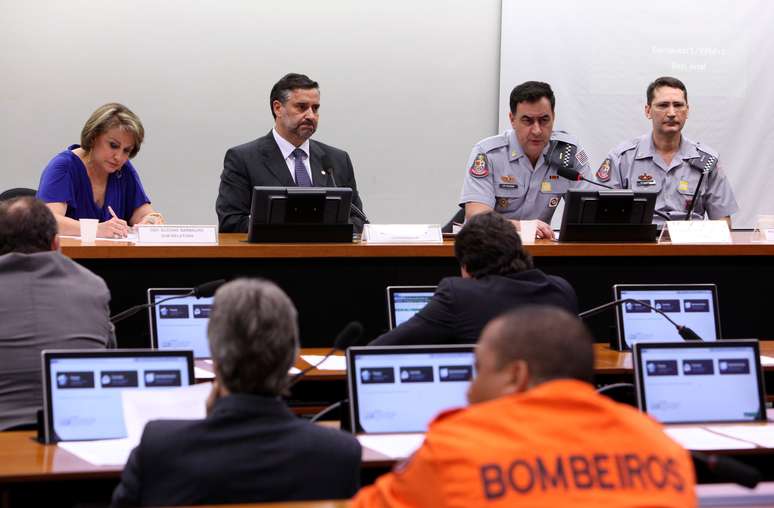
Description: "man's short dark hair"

(490, 305), (594, 384)
(269, 73), (319, 118)
(454, 212), (533, 278)
(646, 76), (688, 105)
(509, 81), (555, 114)
(207, 278), (299, 396)
(0, 197), (57, 255)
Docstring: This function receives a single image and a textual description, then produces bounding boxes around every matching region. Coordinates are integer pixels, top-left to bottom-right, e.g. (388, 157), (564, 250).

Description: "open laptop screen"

(42, 349), (194, 442)
(148, 288), (213, 358)
(347, 345), (475, 433)
(633, 340), (766, 424)
(386, 286), (436, 329)
(614, 284), (721, 349)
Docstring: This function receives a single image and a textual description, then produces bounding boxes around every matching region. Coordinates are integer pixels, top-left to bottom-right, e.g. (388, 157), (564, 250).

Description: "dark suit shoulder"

(290, 419), (361, 459)
(227, 134), (274, 156)
(310, 139), (349, 157)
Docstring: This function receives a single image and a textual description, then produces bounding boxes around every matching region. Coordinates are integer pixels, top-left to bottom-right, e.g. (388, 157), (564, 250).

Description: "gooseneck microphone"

(322, 153), (369, 224)
(579, 298), (703, 341)
(691, 451), (761, 488)
(684, 170), (707, 222)
(287, 321), (364, 388)
(110, 279), (227, 324)
(556, 166), (615, 190)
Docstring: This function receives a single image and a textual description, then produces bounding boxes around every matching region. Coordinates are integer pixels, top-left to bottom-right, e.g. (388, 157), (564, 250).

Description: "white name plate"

(362, 224), (443, 244)
(665, 220), (732, 244)
(136, 225), (218, 244)
(765, 228), (774, 242)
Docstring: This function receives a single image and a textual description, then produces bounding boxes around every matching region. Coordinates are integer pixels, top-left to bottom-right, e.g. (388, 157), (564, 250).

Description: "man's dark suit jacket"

(370, 269), (578, 346)
(216, 131), (364, 233)
(111, 394), (361, 507)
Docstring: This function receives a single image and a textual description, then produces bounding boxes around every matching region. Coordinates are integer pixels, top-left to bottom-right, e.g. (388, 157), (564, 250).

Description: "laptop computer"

(148, 288), (213, 358)
(613, 283), (721, 350)
(386, 286), (436, 329)
(347, 344), (475, 434)
(41, 349), (194, 443)
(633, 340), (766, 424)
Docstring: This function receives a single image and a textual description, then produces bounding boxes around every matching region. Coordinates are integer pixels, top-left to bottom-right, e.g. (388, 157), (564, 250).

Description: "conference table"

(60, 231), (774, 349)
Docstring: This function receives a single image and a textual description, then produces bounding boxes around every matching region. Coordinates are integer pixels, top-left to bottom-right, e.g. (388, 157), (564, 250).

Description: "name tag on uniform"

(498, 184), (518, 189)
(541, 181), (552, 192)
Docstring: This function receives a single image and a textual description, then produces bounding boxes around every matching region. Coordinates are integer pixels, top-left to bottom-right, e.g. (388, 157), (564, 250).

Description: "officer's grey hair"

(207, 278), (299, 396)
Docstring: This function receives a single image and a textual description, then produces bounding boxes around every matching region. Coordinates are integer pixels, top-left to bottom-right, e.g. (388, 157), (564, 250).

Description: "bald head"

(467, 306), (594, 404)
(0, 197), (58, 255)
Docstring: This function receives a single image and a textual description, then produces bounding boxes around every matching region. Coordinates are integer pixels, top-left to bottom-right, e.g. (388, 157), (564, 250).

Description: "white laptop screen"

(348, 346), (475, 433)
(617, 285), (719, 348)
(149, 289), (213, 358)
(44, 351), (193, 442)
(635, 342), (765, 424)
(387, 286), (436, 329)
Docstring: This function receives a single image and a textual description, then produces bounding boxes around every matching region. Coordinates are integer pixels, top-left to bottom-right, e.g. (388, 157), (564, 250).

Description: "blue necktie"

(292, 148), (312, 187)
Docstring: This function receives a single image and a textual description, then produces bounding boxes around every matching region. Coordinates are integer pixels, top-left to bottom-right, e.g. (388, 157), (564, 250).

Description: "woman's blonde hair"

(80, 103), (144, 158)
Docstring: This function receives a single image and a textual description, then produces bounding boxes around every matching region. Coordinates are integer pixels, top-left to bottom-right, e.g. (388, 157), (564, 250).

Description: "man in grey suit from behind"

(216, 73), (364, 233)
(112, 278), (361, 507)
(0, 197), (113, 431)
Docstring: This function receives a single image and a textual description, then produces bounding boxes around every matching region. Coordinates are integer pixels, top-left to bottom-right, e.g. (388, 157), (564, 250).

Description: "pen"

(107, 205), (118, 220)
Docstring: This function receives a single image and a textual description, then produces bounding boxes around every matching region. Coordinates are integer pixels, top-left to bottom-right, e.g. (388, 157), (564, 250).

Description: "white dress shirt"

(272, 128), (312, 184)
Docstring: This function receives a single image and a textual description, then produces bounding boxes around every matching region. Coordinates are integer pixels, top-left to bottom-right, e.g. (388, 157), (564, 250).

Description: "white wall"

(0, 0), (501, 224)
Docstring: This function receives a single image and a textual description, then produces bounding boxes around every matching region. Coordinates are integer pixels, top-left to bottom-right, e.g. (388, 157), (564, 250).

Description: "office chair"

(0, 187), (37, 201)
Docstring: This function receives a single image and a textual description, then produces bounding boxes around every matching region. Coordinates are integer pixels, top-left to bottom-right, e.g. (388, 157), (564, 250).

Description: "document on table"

(57, 382), (211, 466)
(59, 233), (139, 243)
(300, 355), (346, 371)
(664, 426), (757, 451)
(706, 424), (774, 447)
(358, 433), (426, 459)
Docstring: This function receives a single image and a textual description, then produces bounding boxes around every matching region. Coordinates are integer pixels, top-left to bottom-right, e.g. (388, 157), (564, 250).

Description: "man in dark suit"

(216, 73), (364, 233)
(370, 212), (577, 346)
(111, 279), (361, 507)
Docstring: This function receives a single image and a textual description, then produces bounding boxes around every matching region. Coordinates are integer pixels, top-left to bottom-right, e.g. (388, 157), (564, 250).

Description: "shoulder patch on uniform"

(596, 158), (612, 182)
(549, 140), (577, 169)
(694, 141), (719, 159)
(469, 154), (489, 178)
(478, 134), (509, 153)
(690, 149), (719, 174)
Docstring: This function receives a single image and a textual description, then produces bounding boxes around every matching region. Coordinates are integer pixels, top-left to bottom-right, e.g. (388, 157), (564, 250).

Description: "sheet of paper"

(706, 424), (774, 447)
(760, 355), (774, 366)
(57, 383), (211, 466)
(664, 426), (756, 450)
(300, 355), (346, 371)
(59, 233), (138, 243)
(362, 224), (443, 244)
(194, 366), (215, 379)
(58, 438), (137, 467)
(358, 433), (425, 459)
(289, 366), (301, 374)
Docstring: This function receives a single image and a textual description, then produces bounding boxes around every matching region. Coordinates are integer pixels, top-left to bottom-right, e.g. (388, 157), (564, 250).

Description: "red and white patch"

(469, 154), (489, 178)
(596, 158), (611, 182)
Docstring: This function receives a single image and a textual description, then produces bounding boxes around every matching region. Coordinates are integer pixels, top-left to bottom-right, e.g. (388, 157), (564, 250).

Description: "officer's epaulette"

(478, 133), (509, 153)
(612, 138), (639, 156)
(694, 142), (719, 159)
(550, 130), (578, 148)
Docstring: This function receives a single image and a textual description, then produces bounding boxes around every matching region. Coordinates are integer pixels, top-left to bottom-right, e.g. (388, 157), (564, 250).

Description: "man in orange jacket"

(352, 306), (696, 507)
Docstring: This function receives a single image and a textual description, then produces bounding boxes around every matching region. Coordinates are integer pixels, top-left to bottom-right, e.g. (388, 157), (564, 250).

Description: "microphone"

(287, 321), (364, 388)
(578, 298), (703, 342)
(557, 166), (615, 190)
(322, 153), (369, 224)
(691, 451), (761, 488)
(110, 279), (227, 324)
(684, 170), (707, 222)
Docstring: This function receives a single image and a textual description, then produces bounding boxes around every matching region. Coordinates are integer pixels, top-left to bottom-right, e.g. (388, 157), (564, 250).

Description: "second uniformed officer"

(460, 81), (592, 240)
(594, 76), (738, 223)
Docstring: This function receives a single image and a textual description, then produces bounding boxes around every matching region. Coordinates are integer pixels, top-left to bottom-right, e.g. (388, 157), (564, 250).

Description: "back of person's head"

(269, 73), (319, 118)
(454, 212), (533, 278)
(0, 196), (58, 255)
(81, 102), (145, 158)
(468, 306), (593, 404)
(207, 278), (299, 396)
(491, 306), (594, 384)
